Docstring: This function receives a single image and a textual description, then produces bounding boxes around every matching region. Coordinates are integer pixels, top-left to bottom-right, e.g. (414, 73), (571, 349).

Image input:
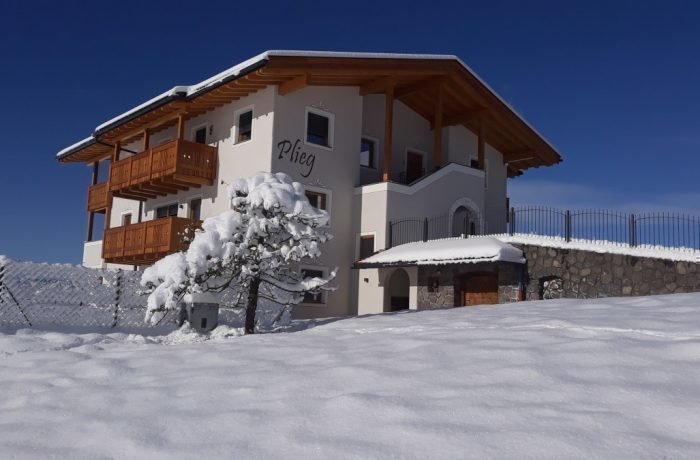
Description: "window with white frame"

(235, 107), (253, 144)
(305, 190), (328, 211)
(360, 137), (376, 168)
(300, 266), (328, 305)
(305, 107), (333, 148)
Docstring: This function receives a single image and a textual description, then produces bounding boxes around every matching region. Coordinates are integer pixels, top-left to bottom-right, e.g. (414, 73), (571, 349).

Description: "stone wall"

(417, 262), (521, 309)
(516, 244), (700, 300)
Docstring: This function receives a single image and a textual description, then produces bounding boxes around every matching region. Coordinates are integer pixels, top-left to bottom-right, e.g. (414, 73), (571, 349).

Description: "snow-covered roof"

(56, 50), (560, 162)
(357, 237), (525, 267)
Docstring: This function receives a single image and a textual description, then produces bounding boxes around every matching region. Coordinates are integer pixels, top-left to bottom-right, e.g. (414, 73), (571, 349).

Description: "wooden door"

(460, 273), (498, 306)
(406, 152), (423, 183)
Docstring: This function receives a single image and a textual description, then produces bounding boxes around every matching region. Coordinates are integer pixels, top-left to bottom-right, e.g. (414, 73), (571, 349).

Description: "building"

(56, 50), (561, 318)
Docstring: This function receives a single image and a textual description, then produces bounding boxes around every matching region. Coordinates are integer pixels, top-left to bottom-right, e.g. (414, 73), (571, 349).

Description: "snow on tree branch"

(141, 172), (335, 332)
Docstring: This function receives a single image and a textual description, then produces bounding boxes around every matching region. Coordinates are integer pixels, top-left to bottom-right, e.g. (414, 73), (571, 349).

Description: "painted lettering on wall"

(276, 139), (316, 177)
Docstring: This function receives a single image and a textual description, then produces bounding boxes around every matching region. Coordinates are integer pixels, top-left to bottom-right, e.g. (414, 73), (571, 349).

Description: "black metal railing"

(388, 214), (479, 248)
(386, 207), (700, 251)
(509, 206), (700, 250)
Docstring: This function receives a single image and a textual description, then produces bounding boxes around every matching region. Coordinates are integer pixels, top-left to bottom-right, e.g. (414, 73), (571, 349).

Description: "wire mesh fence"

(0, 258), (288, 332)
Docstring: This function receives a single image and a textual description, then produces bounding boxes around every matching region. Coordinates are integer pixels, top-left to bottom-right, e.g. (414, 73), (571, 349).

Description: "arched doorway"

(451, 206), (478, 237)
(386, 268), (410, 312)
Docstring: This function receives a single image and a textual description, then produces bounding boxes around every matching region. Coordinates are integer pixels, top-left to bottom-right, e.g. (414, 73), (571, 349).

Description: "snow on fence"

(0, 257), (290, 331)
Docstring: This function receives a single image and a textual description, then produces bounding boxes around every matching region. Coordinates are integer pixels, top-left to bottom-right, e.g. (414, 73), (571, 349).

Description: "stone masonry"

(516, 244), (700, 300)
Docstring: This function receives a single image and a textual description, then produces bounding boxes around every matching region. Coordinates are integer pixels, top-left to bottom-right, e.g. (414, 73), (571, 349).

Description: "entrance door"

(460, 273), (498, 306)
(406, 151), (424, 183)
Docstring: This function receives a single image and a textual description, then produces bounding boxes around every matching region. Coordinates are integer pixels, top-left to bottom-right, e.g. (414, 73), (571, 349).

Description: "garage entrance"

(459, 273), (498, 306)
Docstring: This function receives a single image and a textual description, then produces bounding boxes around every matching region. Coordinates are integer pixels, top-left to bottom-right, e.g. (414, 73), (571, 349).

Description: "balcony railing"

(109, 139), (217, 200)
(87, 182), (109, 211)
(102, 216), (200, 265)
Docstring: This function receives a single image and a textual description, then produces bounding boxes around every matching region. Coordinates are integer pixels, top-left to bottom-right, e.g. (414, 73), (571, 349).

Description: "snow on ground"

(2, 294), (700, 459)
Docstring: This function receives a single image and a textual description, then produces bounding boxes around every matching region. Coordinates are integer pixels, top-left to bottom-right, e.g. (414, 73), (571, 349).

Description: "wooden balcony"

(109, 139), (217, 200)
(102, 216), (200, 265)
(87, 182), (109, 211)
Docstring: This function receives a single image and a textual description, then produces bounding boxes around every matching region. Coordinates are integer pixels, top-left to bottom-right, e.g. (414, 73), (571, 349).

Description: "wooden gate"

(459, 273), (498, 306)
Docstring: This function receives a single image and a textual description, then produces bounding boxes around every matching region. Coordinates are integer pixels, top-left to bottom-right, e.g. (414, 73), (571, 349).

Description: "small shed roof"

(355, 237), (525, 268)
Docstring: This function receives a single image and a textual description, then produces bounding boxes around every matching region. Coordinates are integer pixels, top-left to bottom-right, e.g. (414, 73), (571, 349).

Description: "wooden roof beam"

(106, 106), (188, 145)
(278, 74), (308, 96)
(359, 76), (395, 96)
(395, 76), (445, 99)
(442, 108), (488, 127)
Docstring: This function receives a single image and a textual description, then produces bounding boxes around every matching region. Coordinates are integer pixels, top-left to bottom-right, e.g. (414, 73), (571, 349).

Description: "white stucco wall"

(272, 85), (363, 319)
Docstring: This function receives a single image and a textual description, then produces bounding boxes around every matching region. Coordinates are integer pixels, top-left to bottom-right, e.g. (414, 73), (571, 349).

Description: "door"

(406, 151), (424, 183)
(460, 273), (498, 306)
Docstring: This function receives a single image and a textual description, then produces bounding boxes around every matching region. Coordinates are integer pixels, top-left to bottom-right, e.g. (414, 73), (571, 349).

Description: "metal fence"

(386, 207), (700, 251)
(0, 258), (288, 331)
(509, 207), (700, 250)
(389, 213), (478, 247)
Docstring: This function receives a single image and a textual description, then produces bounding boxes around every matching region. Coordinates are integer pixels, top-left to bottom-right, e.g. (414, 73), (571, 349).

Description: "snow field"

(1, 294), (700, 458)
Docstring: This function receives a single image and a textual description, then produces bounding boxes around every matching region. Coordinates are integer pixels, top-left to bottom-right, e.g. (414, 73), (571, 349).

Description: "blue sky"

(1, 0), (699, 263)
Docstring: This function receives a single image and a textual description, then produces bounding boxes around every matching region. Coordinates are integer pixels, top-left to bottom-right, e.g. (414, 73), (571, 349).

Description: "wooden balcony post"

(177, 114), (185, 140)
(477, 118), (485, 170)
(433, 84), (443, 170)
(105, 141), (120, 230)
(382, 86), (394, 182)
(91, 161), (99, 185)
(143, 129), (150, 150)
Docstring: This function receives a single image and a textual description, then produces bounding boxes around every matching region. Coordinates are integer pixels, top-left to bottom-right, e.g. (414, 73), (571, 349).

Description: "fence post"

(509, 208), (516, 235)
(423, 218), (429, 242)
(0, 260), (32, 327)
(565, 210), (571, 242)
(629, 214), (636, 247)
(387, 221), (393, 248)
(112, 269), (122, 328)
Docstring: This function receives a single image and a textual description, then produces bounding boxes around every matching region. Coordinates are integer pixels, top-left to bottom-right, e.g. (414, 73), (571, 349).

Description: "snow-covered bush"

(141, 172), (335, 333)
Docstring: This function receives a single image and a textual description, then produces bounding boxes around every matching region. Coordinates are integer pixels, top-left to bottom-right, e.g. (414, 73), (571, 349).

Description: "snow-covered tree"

(141, 172), (335, 334)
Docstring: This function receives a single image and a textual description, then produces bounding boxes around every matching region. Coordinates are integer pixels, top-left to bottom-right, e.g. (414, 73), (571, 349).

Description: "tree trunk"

(245, 277), (260, 334)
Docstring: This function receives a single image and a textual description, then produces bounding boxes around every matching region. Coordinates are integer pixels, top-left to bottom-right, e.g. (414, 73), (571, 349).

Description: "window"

(189, 198), (202, 221)
(194, 126), (207, 144)
(156, 204), (178, 219)
(360, 138), (375, 168)
(359, 235), (375, 259)
(301, 268), (325, 304)
(236, 110), (253, 143)
(121, 213), (132, 226)
(306, 109), (333, 148)
(305, 190), (327, 210)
